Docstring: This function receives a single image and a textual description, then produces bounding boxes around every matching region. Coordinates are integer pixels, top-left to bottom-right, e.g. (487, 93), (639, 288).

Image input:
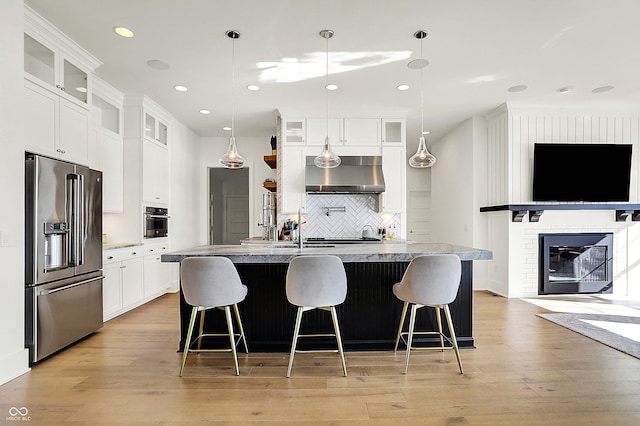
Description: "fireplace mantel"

(480, 204), (640, 222)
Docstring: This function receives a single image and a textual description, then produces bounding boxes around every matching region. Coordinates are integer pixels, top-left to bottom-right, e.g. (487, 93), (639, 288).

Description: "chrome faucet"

(297, 208), (304, 248)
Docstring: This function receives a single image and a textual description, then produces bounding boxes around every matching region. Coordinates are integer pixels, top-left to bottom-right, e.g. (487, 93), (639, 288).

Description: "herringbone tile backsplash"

(280, 194), (399, 239)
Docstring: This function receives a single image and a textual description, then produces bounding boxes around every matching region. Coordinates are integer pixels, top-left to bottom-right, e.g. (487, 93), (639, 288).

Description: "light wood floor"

(2, 291), (640, 425)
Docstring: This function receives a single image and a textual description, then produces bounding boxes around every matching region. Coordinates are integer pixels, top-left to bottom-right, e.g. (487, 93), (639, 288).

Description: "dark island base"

(178, 261), (474, 352)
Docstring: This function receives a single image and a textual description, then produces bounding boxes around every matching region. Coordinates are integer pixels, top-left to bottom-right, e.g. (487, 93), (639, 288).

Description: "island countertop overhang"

(161, 242), (493, 264)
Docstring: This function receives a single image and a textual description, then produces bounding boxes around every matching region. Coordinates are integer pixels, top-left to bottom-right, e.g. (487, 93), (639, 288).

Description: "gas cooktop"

(304, 237), (382, 244)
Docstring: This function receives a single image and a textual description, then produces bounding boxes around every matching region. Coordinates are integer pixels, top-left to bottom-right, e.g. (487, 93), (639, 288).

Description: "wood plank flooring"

(2, 291), (640, 425)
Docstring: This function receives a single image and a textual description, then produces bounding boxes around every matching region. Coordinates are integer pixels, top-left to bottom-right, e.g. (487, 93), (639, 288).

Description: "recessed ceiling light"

(507, 85), (528, 93)
(397, 84), (410, 91)
(557, 86), (572, 94)
(199, 109), (211, 115)
(147, 59), (170, 70)
(223, 126), (232, 131)
(113, 26), (134, 38)
(422, 131), (430, 135)
(174, 85), (188, 92)
(246, 84), (260, 91)
(592, 85), (614, 93)
(325, 84), (338, 91)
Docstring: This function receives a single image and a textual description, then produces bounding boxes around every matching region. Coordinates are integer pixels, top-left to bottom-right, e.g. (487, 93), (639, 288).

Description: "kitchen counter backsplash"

(280, 194), (400, 239)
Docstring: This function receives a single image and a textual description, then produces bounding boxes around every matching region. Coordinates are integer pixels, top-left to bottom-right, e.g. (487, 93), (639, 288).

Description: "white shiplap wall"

(486, 104), (640, 204)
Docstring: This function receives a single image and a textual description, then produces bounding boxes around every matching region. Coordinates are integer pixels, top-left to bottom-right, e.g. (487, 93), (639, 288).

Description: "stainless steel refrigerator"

(25, 153), (103, 363)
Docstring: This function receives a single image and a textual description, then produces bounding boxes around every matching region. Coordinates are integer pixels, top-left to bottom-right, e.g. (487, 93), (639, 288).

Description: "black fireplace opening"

(538, 233), (613, 295)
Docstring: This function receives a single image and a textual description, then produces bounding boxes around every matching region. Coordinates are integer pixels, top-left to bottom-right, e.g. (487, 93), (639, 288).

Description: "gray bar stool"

(285, 255), (348, 377)
(393, 254), (464, 374)
(179, 256), (248, 376)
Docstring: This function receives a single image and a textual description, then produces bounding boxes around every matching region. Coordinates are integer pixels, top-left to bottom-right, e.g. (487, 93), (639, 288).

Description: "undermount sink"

(267, 244), (336, 249)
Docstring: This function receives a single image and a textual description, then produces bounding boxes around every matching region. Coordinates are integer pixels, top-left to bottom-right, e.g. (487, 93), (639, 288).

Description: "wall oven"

(144, 206), (169, 238)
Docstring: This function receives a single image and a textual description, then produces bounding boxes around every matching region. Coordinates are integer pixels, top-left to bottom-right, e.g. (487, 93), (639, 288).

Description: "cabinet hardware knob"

(107, 256), (114, 259)
(132, 252), (137, 255)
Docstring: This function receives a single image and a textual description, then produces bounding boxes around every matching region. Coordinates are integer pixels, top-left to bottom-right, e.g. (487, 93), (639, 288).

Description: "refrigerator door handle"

(67, 173), (84, 267)
(78, 173), (85, 266)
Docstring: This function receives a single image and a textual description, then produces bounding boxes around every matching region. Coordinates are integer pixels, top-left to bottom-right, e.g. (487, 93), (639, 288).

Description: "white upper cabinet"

(382, 119), (405, 145)
(23, 6), (101, 165)
(281, 118), (305, 145)
(306, 118), (381, 146)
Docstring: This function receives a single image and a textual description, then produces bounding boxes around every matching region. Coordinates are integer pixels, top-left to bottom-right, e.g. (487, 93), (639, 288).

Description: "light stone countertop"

(102, 242), (143, 250)
(161, 242), (493, 264)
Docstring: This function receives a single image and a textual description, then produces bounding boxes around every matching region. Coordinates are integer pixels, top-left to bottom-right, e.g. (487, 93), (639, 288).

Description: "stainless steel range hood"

(305, 155), (386, 193)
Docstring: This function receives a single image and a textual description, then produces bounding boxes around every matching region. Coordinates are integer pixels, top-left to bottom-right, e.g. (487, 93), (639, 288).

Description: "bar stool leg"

(330, 306), (347, 377)
(394, 301), (409, 352)
(435, 306), (445, 351)
(444, 305), (463, 374)
(403, 304), (418, 374)
(180, 306), (199, 377)
(224, 306), (240, 376)
(287, 306), (304, 378)
(196, 310), (206, 350)
(232, 303), (249, 353)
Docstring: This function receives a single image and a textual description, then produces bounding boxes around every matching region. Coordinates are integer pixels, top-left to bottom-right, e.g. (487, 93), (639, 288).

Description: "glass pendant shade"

(219, 30), (245, 169)
(409, 135), (436, 168)
(314, 29), (340, 169)
(219, 136), (245, 169)
(314, 136), (341, 168)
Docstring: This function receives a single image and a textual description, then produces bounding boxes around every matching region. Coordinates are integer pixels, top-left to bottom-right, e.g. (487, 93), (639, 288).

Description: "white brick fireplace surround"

(485, 210), (640, 298)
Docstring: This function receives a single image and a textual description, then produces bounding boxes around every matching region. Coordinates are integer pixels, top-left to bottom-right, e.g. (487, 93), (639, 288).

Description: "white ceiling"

(25, 0), (640, 146)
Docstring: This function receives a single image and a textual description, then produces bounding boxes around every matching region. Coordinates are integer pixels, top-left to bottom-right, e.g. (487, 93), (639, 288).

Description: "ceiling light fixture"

(147, 59), (170, 70)
(557, 86), (572, 94)
(314, 29), (341, 169)
(397, 84), (410, 91)
(113, 26), (134, 38)
(246, 84), (260, 91)
(408, 30), (436, 169)
(199, 109), (211, 115)
(174, 85), (188, 92)
(592, 85), (614, 93)
(507, 85), (528, 93)
(219, 30), (246, 169)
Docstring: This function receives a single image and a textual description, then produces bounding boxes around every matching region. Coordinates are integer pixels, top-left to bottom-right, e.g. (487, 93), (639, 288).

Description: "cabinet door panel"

(59, 99), (89, 164)
(121, 257), (144, 307)
(306, 118), (341, 146)
(280, 147), (306, 213)
(99, 130), (124, 212)
(344, 118), (380, 146)
(102, 263), (122, 320)
(24, 82), (57, 156)
(382, 146), (406, 212)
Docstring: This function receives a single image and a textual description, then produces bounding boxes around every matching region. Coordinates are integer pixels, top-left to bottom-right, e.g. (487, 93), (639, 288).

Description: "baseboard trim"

(0, 348), (30, 385)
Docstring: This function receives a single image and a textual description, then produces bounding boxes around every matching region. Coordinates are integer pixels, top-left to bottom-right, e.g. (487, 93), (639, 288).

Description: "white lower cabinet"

(143, 243), (171, 297)
(102, 246), (147, 321)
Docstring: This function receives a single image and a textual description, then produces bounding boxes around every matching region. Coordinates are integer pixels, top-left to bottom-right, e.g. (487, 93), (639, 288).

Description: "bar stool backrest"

(286, 255), (347, 307)
(181, 257), (247, 307)
(395, 255), (462, 306)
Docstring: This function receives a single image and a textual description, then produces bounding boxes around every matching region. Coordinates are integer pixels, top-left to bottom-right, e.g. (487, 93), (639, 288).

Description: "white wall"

(199, 136), (276, 243)
(0, 0), (30, 384)
(430, 116), (491, 290)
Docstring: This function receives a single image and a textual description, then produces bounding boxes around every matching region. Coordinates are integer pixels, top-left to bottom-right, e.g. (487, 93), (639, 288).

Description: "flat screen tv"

(532, 143), (633, 202)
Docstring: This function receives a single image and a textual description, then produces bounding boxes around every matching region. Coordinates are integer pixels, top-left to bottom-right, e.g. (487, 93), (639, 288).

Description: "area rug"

(537, 312), (640, 359)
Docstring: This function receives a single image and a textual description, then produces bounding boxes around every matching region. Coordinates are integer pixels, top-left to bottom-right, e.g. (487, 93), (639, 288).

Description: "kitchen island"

(162, 243), (492, 352)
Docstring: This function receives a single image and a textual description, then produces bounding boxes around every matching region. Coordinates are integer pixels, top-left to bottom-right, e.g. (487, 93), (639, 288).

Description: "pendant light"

(314, 29), (341, 169)
(408, 30), (436, 168)
(219, 30), (246, 169)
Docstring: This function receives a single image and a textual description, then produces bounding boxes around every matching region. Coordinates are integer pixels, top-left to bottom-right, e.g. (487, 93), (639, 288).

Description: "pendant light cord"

(231, 35), (236, 139)
(420, 36), (424, 136)
(326, 34), (329, 141)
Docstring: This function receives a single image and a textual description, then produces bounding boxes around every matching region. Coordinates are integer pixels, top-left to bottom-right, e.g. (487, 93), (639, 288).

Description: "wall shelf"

(480, 204), (640, 222)
(263, 155), (276, 169)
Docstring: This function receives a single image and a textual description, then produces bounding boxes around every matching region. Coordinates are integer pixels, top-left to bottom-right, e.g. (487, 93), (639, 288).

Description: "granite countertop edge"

(161, 243), (493, 263)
